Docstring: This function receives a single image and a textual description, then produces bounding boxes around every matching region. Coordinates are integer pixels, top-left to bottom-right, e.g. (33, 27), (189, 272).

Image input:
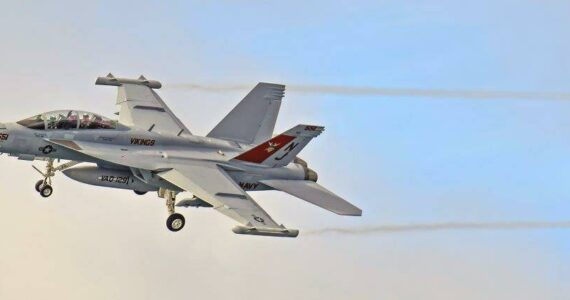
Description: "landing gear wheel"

(134, 190), (147, 195)
(166, 213), (185, 232)
(39, 185), (53, 198)
(35, 180), (44, 192)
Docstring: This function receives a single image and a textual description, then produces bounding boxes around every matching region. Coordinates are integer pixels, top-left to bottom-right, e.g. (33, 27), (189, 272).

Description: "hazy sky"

(1, 1), (570, 299)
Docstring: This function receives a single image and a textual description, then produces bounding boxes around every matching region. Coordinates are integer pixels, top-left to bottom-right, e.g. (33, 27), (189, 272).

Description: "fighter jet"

(0, 74), (361, 237)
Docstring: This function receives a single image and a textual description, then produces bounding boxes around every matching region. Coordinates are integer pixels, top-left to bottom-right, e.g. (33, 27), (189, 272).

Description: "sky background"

(1, 1), (570, 299)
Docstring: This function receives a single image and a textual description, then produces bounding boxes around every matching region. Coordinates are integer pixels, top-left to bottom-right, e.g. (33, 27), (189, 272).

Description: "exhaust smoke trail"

(166, 83), (570, 101)
(303, 221), (570, 236)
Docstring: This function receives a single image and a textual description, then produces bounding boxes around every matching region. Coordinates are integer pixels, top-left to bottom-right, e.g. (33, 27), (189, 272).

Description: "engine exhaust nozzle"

(305, 168), (318, 182)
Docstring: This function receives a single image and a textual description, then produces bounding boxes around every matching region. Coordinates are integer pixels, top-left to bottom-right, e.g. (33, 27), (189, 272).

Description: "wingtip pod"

(95, 74), (162, 89)
(232, 225), (300, 238)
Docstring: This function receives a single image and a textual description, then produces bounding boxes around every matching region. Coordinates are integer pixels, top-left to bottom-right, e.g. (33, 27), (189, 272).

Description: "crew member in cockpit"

(47, 115), (57, 129)
(80, 113), (91, 129)
(64, 111), (78, 129)
(90, 115), (103, 129)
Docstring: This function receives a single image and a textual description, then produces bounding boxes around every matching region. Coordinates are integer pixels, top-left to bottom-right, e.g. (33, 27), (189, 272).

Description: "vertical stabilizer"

(232, 124), (324, 167)
(207, 82), (285, 145)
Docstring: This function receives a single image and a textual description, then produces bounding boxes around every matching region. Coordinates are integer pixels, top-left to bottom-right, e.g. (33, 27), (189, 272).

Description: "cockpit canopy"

(17, 110), (117, 130)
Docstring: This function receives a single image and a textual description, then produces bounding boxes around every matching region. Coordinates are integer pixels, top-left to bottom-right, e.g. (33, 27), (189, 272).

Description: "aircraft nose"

(0, 122), (18, 153)
(0, 123), (10, 141)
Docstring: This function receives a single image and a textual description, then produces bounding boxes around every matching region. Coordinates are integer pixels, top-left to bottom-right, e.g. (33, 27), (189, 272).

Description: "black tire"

(166, 213), (185, 232)
(134, 190), (147, 195)
(40, 184), (53, 198)
(35, 180), (44, 192)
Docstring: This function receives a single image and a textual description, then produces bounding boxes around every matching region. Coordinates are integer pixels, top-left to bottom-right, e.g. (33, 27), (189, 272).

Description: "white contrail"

(166, 83), (570, 101)
(303, 221), (570, 236)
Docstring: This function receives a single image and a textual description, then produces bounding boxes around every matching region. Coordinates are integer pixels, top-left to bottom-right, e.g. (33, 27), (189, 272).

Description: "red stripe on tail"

(234, 135), (296, 164)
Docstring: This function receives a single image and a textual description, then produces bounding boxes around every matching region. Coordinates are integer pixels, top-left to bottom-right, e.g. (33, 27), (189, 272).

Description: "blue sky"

(0, 1), (569, 299)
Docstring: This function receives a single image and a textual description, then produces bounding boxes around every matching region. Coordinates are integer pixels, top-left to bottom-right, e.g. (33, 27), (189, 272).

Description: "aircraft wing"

(158, 162), (299, 237)
(45, 138), (298, 237)
(96, 74), (192, 137)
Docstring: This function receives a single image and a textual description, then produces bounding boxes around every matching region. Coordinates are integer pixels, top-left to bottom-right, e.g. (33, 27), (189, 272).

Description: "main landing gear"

(159, 188), (186, 232)
(35, 179), (53, 198)
(32, 159), (79, 198)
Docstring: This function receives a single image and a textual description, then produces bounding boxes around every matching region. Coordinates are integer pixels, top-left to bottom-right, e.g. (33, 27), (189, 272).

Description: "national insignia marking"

(253, 215), (265, 223)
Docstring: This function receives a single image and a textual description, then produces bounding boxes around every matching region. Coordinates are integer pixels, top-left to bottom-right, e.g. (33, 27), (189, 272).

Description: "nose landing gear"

(160, 188), (186, 232)
(166, 213), (185, 232)
(32, 159), (80, 198)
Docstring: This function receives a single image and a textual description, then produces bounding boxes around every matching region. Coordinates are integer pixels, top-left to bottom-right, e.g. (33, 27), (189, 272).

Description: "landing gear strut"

(32, 159), (79, 198)
(160, 188), (185, 232)
(33, 158), (55, 198)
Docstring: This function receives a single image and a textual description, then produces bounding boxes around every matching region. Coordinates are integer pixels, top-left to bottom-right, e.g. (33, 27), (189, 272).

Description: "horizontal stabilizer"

(261, 180), (362, 216)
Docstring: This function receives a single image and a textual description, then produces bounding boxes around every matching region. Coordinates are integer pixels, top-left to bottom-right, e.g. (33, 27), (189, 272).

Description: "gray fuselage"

(0, 119), (308, 193)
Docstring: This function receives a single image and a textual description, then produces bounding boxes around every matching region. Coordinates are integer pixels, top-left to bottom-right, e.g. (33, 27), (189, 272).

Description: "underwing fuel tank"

(62, 166), (158, 192)
(232, 225), (300, 238)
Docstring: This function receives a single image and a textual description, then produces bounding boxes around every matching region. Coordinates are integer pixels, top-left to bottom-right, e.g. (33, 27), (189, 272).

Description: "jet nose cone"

(305, 168), (318, 182)
(0, 123), (11, 151)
